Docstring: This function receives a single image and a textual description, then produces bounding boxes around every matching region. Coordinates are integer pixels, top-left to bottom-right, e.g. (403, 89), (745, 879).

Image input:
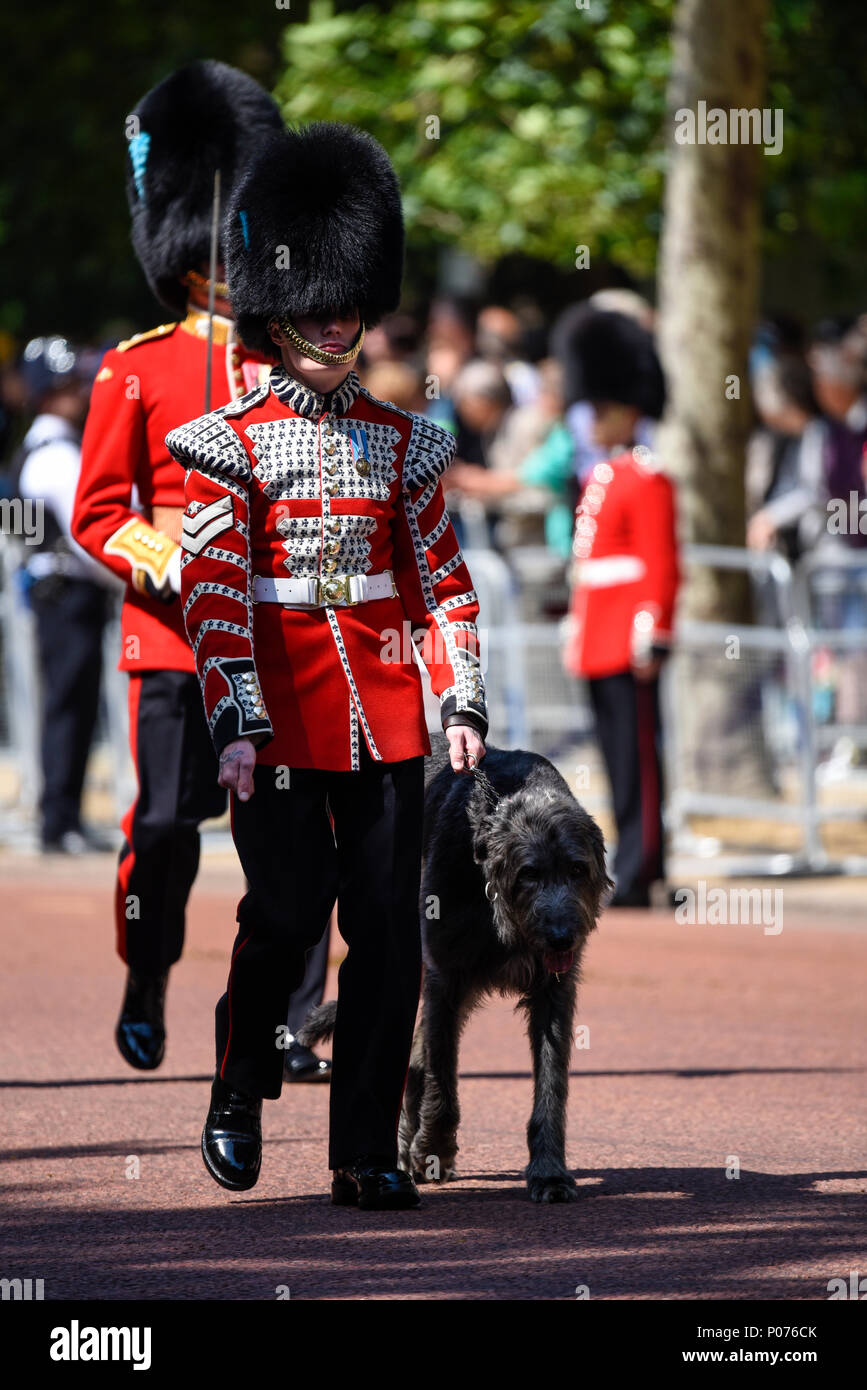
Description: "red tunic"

(72, 312), (271, 671)
(167, 366), (488, 770)
(564, 448), (680, 679)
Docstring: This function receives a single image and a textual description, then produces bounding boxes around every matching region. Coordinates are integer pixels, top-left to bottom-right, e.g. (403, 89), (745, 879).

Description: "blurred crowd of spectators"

(351, 295), (867, 763)
(1, 293), (866, 793)
(4, 296), (867, 585)
(351, 297), (867, 583)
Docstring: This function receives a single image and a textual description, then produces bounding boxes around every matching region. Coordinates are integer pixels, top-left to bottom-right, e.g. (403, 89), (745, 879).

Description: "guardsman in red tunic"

(560, 308), (680, 907)
(71, 63), (285, 1071)
(167, 122), (488, 1208)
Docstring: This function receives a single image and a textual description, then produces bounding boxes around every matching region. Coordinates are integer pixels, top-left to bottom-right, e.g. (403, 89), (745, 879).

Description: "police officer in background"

(72, 63), (331, 1077)
(559, 306), (680, 908)
(14, 337), (115, 854)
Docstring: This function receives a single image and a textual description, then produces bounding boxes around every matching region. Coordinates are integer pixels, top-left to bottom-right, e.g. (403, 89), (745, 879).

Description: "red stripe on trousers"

(114, 674), (142, 963)
(635, 680), (660, 883)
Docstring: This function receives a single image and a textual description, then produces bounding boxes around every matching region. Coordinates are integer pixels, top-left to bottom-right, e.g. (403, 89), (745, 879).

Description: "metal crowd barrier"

(0, 533), (133, 846)
(1, 532), (866, 872)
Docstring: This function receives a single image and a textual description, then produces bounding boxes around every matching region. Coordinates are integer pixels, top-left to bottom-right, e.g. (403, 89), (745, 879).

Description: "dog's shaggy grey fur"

(299, 736), (611, 1202)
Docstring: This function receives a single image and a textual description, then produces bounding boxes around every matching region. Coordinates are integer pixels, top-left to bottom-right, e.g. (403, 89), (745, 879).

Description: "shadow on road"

(1, 1065), (862, 1090)
(1, 1163), (864, 1300)
(0, 1075), (215, 1090)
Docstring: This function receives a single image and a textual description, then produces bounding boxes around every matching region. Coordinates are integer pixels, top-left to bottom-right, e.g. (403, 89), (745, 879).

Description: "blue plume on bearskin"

(126, 60), (284, 316)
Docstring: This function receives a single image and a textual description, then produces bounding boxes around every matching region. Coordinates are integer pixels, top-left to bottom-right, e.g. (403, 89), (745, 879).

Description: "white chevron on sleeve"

(182, 495), (235, 554)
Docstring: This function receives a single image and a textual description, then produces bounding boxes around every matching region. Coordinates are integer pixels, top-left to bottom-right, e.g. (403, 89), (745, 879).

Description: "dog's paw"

(528, 1174), (579, 1204)
(415, 1168), (459, 1185)
(410, 1143), (458, 1183)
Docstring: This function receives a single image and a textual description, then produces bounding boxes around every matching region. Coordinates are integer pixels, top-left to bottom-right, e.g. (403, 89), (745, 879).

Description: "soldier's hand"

(218, 738), (257, 800)
(137, 544), (181, 604)
(445, 724), (486, 774)
(139, 570), (176, 604)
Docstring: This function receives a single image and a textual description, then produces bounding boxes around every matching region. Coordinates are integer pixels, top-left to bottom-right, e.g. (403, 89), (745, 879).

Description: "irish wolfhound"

(299, 736), (611, 1203)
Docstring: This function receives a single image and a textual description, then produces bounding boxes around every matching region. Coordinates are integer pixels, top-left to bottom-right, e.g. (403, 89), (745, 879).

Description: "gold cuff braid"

(104, 517), (178, 592)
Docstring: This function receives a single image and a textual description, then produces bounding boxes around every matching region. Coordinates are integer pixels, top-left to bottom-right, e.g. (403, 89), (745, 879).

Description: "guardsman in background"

(71, 63), (295, 1071)
(560, 307), (680, 908)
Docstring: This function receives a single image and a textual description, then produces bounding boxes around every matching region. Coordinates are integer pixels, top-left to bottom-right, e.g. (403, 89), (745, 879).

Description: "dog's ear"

(596, 854), (615, 908)
(584, 814), (614, 910)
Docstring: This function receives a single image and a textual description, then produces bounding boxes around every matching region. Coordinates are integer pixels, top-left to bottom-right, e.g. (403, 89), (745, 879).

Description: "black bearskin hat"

(224, 122), (405, 358)
(126, 61), (285, 316)
(552, 304), (666, 418)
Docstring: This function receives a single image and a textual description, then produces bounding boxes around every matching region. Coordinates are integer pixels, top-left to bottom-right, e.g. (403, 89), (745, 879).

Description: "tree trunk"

(657, 0), (777, 802)
(657, 0), (767, 615)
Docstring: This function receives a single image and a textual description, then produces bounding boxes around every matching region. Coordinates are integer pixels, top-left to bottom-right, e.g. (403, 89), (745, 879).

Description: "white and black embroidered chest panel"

(244, 416), (400, 504)
(246, 417), (321, 500)
(275, 511), (377, 578)
(356, 388), (456, 492)
(330, 418), (401, 501)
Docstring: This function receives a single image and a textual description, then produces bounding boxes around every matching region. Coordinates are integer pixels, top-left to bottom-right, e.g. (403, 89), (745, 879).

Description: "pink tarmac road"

(0, 855), (865, 1301)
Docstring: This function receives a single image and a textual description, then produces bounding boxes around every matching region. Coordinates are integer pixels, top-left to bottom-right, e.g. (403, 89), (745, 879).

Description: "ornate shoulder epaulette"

(357, 384), (414, 423)
(401, 413), (457, 492)
(116, 322), (178, 353)
(216, 382), (270, 418)
(166, 411), (252, 481)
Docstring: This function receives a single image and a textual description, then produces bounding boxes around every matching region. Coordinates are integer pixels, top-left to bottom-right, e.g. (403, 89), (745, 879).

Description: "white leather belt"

(252, 570), (397, 608)
(575, 555), (646, 588)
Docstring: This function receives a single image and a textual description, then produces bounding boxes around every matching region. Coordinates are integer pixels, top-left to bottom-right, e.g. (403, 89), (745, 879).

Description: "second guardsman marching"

(72, 62), (284, 1069)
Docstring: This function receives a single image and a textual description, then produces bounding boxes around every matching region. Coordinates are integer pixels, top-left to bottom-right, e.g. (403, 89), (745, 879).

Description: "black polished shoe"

(115, 970), (167, 1070)
(283, 1039), (332, 1084)
(201, 1075), (262, 1192)
(332, 1156), (421, 1210)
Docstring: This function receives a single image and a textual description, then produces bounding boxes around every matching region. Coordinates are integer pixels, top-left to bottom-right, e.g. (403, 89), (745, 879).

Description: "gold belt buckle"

(321, 574), (352, 606)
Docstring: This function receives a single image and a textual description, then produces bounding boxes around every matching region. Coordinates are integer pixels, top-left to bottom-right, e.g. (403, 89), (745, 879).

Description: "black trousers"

(219, 743), (425, 1169)
(117, 670), (226, 974)
(286, 927), (332, 1036)
(588, 672), (665, 895)
(117, 669), (332, 1036)
(30, 576), (108, 843)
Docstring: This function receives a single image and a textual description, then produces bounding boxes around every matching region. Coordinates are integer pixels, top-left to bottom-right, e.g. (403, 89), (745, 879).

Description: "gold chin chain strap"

(184, 269), (230, 299)
(278, 319), (365, 366)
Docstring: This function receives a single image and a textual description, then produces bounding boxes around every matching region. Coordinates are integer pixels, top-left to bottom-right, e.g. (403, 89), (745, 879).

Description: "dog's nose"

(542, 924), (575, 950)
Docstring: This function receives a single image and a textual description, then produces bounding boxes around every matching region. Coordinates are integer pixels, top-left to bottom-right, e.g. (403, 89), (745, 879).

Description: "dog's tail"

(296, 999), (338, 1047)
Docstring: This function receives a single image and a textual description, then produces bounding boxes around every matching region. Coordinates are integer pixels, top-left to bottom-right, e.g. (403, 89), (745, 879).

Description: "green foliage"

(0, 0), (291, 343)
(763, 0), (867, 309)
(276, 0), (673, 279)
(2, 0), (865, 346)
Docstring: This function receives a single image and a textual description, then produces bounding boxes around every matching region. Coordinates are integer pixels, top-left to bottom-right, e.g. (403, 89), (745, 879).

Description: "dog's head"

(468, 778), (612, 975)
